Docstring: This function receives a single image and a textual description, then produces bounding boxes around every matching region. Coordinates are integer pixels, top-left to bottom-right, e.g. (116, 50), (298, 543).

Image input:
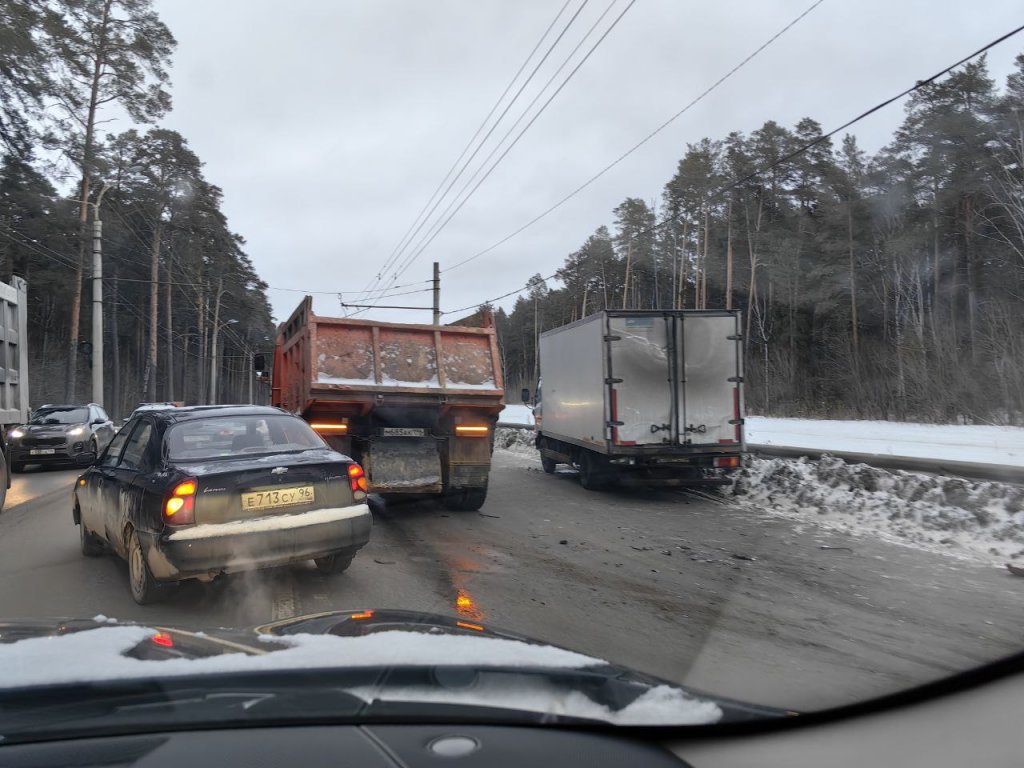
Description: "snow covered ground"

(746, 417), (1024, 471)
(495, 424), (1024, 567)
(498, 404), (535, 427)
(733, 455), (1024, 565)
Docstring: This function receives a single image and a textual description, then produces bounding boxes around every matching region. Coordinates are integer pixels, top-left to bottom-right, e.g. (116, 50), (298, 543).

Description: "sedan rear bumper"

(137, 504), (373, 581)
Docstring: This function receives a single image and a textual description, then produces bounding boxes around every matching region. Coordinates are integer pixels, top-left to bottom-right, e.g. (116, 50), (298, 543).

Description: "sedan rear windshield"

(165, 415), (326, 461)
(30, 407), (88, 425)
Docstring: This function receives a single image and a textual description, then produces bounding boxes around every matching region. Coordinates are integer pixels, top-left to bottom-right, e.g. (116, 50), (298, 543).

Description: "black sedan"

(7, 403), (117, 472)
(73, 405), (373, 604)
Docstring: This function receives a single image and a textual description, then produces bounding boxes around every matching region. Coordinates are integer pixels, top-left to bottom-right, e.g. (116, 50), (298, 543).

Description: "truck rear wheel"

(578, 451), (613, 491)
(443, 485), (488, 511)
(541, 455), (557, 474)
(314, 551), (355, 575)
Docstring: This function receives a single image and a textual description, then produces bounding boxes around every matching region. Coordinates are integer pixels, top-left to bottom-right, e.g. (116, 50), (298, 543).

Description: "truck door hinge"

(684, 424), (707, 434)
(608, 420), (624, 427)
(729, 418), (745, 426)
(605, 377), (623, 384)
(604, 335), (622, 342)
(727, 376), (743, 383)
(727, 334), (743, 341)
(649, 423), (671, 434)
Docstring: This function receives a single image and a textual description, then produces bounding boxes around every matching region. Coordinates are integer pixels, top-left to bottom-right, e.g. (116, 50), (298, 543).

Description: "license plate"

(382, 427), (425, 437)
(241, 485), (315, 512)
(30, 449), (56, 455)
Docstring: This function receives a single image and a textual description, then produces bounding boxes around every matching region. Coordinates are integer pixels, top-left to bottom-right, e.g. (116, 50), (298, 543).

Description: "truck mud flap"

(365, 438), (443, 493)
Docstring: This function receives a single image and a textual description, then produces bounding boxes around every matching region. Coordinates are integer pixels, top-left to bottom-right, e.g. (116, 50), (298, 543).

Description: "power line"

(359, 0), (580, 301)
(388, 0), (631, 288)
(443, 272), (560, 317)
(444, 19), (1024, 316)
(442, 0), (826, 273)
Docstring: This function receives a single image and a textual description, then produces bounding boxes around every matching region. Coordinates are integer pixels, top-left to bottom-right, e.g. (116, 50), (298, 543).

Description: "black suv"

(7, 404), (116, 472)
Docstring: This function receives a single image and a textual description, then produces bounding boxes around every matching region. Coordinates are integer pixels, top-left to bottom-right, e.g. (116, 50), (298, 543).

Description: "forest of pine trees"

(493, 54), (1024, 424)
(0, 0), (274, 417)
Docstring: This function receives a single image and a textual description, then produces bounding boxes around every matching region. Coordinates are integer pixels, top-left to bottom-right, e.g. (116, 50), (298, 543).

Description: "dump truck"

(271, 297), (504, 510)
(0, 277), (29, 511)
(533, 310), (744, 489)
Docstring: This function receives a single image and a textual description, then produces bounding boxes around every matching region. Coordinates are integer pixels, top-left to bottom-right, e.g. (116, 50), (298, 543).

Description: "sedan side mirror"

(520, 388), (530, 404)
(92, 419), (105, 425)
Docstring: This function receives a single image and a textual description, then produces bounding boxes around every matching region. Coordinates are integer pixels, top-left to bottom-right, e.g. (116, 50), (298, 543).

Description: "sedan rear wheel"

(314, 551), (355, 575)
(127, 528), (165, 604)
(79, 514), (104, 557)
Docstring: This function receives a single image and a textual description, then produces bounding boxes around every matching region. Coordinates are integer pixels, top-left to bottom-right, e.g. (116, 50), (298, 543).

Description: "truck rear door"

(676, 313), (742, 447)
(606, 315), (674, 446)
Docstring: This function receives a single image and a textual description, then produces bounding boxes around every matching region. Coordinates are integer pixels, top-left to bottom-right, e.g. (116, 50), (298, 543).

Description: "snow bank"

(747, 417), (1024, 470)
(734, 454), (1024, 563)
(498, 404), (535, 427)
(495, 427), (536, 454)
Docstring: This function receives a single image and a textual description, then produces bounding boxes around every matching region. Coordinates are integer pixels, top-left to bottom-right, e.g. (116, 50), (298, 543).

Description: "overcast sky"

(153, 0), (1024, 324)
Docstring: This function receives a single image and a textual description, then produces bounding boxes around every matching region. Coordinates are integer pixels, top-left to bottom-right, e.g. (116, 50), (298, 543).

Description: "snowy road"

(0, 451), (1020, 712)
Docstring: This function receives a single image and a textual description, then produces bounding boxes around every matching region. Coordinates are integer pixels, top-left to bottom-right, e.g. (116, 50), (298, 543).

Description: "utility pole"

(90, 184), (109, 407)
(247, 347), (254, 404)
(432, 261), (440, 325)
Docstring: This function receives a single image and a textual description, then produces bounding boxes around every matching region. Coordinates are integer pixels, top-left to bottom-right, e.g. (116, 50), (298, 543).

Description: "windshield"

(2, 0), (1024, 739)
(29, 407), (88, 425)
(166, 415), (326, 460)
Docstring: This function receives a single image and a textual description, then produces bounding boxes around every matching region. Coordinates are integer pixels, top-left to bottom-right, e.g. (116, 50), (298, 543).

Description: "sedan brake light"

(163, 478), (197, 525)
(347, 463), (368, 500)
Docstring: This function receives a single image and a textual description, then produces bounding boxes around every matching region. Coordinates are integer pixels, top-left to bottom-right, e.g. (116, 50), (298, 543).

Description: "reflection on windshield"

(166, 416), (326, 461)
(30, 408), (88, 425)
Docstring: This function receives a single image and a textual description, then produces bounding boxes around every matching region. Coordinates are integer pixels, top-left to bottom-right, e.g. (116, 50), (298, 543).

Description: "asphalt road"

(0, 451), (1021, 711)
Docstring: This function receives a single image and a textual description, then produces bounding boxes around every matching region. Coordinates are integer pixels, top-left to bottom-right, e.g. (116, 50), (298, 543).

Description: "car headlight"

(8, 429), (23, 439)
(68, 426), (86, 436)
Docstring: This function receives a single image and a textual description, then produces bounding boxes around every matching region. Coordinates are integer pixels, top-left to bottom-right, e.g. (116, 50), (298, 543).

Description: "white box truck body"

(534, 310), (744, 488)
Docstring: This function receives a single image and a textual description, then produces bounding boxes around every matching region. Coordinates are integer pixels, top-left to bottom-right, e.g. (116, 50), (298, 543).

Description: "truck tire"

(578, 451), (613, 491)
(443, 485), (488, 511)
(314, 551), (355, 575)
(10, 462), (24, 474)
(541, 455), (557, 474)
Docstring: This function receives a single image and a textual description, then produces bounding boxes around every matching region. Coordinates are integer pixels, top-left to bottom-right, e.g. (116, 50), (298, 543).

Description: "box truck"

(534, 310), (744, 489)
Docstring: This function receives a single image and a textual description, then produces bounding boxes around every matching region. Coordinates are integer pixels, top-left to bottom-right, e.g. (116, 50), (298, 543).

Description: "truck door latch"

(650, 423), (671, 434)
(684, 424), (707, 434)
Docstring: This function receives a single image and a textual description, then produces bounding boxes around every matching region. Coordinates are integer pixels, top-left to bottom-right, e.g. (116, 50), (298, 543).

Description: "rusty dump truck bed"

(272, 297), (504, 416)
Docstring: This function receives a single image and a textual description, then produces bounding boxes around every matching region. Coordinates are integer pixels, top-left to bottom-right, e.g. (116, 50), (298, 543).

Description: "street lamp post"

(209, 318), (238, 405)
(88, 185), (109, 407)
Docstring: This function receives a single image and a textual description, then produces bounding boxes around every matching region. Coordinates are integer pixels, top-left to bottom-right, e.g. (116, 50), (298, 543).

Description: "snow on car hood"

(0, 624), (609, 690)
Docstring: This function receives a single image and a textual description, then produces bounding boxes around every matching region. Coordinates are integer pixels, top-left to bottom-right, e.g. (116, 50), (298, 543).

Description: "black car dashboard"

(1, 667), (1021, 767)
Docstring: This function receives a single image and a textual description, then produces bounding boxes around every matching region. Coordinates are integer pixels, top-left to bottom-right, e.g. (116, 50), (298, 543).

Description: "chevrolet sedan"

(73, 405), (372, 604)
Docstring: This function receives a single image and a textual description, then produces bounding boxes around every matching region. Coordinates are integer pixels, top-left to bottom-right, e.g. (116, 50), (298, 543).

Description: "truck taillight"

(348, 463), (368, 499)
(311, 422), (348, 434)
(455, 425), (489, 437)
(163, 478), (197, 524)
(714, 456), (740, 469)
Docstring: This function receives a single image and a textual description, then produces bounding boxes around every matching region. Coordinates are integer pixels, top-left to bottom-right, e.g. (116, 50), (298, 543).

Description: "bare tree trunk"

(848, 199), (859, 361)
(111, 268), (120, 419)
(725, 199), (734, 310)
(165, 249), (174, 401)
(145, 220), (162, 401)
(197, 281), (207, 403)
(621, 242), (633, 310)
(701, 207), (710, 309)
(65, 0), (113, 401)
(209, 277), (223, 405)
(964, 196), (978, 361)
(744, 204), (758, 351)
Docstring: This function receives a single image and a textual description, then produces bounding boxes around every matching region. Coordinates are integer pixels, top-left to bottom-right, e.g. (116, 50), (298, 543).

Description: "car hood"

(0, 611), (788, 727)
